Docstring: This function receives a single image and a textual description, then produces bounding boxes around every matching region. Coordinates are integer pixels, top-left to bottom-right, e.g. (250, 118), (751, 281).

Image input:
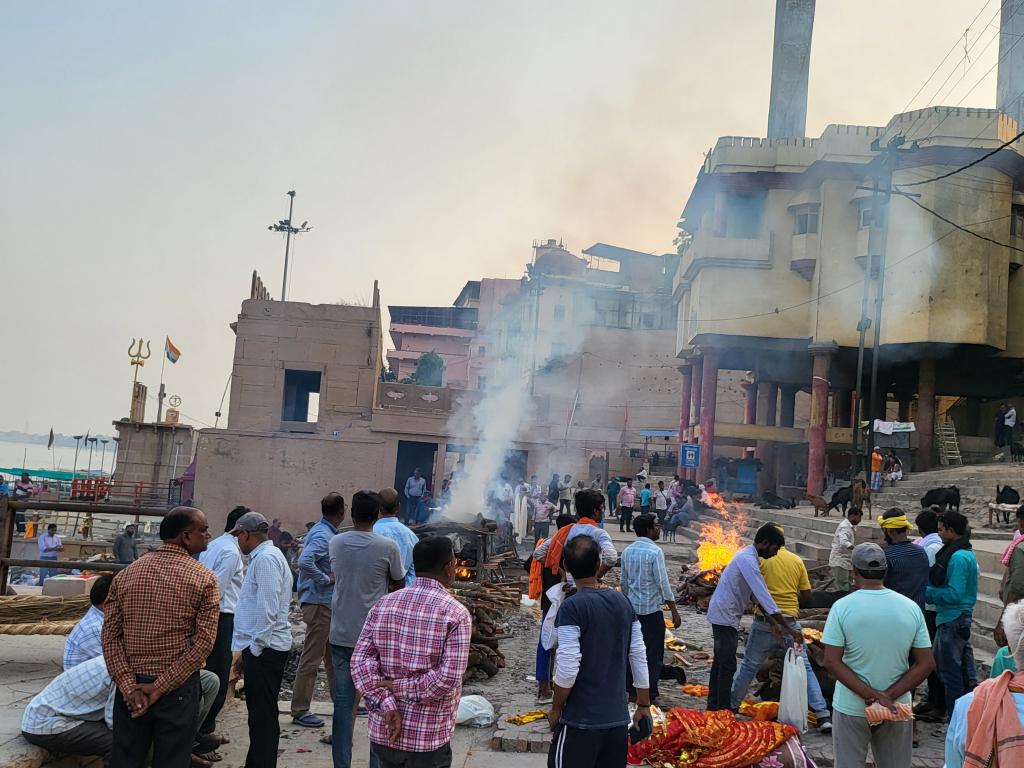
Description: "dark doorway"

(395, 440), (438, 509)
(502, 449), (528, 484)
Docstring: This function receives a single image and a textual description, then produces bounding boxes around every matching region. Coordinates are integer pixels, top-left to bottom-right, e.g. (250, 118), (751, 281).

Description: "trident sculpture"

(128, 338), (151, 387)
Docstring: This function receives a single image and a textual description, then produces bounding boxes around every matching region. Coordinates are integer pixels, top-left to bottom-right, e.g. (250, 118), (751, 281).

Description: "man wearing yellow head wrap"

(879, 509), (930, 613)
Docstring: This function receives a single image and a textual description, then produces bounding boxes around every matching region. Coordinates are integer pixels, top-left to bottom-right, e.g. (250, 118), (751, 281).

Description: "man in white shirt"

(829, 507), (862, 592)
(403, 468), (427, 524)
(654, 481), (671, 524)
(231, 512), (293, 768)
(63, 575), (112, 670)
(197, 505), (247, 741)
(38, 524), (63, 585)
(1006, 404), (1018, 450)
(22, 656), (221, 764)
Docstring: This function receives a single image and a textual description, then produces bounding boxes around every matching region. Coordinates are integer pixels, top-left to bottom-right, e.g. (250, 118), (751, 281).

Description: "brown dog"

(852, 478), (872, 515)
(806, 493), (829, 518)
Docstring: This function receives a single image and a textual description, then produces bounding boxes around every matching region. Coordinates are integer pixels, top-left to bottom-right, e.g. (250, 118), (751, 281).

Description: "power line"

(899, 127), (1024, 186)
(896, 193), (1024, 253)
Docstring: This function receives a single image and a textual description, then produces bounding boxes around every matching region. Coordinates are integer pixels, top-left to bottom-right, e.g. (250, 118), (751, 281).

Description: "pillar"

(755, 382), (778, 494)
(743, 383), (758, 425)
(916, 359), (936, 472)
(767, 0), (815, 139)
(807, 342), (837, 497)
(677, 364), (693, 473)
(689, 358), (704, 481)
(697, 351), (719, 482)
(779, 385), (798, 428)
(834, 388), (852, 428)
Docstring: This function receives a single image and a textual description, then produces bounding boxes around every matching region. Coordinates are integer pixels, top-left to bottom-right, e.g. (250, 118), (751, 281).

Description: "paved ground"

(0, 527), (949, 767)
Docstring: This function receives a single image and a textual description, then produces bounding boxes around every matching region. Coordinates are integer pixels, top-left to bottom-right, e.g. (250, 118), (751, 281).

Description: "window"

(282, 369), (321, 423)
(477, 345), (486, 356)
(1012, 204), (1024, 237)
(725, 192), (765, 239)
(792, 204), (819, 235)
(553, 304), (566, 321)
(859, 204), (875, 230)
(477, 376), (487, 390)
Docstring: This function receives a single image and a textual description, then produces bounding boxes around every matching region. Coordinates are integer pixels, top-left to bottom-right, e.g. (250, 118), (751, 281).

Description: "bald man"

(374, 488), (419, 586)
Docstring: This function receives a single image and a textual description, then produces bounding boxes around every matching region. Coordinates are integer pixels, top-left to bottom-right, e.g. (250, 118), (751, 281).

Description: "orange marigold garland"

(627, 709), (797, 768)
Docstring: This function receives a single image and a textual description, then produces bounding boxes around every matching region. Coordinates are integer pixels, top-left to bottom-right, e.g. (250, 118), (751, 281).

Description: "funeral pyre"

(449, 580), (523, 682)
(681, 491), (747, 608)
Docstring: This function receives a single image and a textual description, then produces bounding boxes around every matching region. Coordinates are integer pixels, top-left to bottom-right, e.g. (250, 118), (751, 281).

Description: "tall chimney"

(767, 0), (816, 139)
(999, 0), (1024, 129)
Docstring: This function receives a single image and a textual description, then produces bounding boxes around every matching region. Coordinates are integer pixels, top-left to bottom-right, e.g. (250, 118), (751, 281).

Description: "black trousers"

(242, 647), (289, 768)
(23, 722), (112, 765)
(372, 741), (452, 768)
(559, 499), (572, 514)
(627, 611), (665, 702)
(619, 506), (634, 532)
(110, 672), (200, 768)
(548, 724), (628, 768)
(924, 609), (946, 712)
(708, 624), (739, 711)
(199, 612), (233, 735)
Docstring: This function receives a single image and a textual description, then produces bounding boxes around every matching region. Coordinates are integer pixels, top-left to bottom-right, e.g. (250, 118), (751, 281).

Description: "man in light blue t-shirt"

(373, 488), (419, 586)
(822, 543), (934, 768)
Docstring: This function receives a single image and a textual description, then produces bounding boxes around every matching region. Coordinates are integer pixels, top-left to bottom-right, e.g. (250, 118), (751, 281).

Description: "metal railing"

(0, 498), (170, 592)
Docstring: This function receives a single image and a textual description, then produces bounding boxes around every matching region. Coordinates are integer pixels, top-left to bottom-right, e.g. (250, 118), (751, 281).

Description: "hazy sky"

(0, 0), (1005, 434)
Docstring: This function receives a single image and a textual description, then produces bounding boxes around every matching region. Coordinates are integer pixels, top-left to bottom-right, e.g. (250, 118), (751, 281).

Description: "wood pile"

(450, 580), (522, 683)
(678, 565), (723, 610)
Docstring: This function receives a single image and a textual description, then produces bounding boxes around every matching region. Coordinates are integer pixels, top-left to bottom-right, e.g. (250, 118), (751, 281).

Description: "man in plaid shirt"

(351, 537), (471, 768)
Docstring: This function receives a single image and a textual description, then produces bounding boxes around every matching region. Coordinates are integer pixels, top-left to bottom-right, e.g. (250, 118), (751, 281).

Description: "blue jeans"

(935, 614), (977, 720)
(729, 617), (830, 718)
(403, 497), (420, 524)
(330, 645), (379, 768)
(38, 556), (58, 586)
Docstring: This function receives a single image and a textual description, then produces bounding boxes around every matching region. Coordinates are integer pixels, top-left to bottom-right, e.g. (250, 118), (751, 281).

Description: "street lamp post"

(86, 437), (98, 476)
(70, 435), (84, 498)
(99, 439), (109, 475)
(267, 191), (313, 301)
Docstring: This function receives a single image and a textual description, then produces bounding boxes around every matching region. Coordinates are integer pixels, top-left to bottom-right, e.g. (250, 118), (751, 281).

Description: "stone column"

(779, 385), (798, 428)
(697, 351), (719, 482)
(916, 359), (936, 472)
(743, 383), (758, 425)
(689, 358), (704, 481)
(807, 342), (837, 497)
(677, 364), (693, 473)
(755, 382), (778, 493)
(833, 388), (852, 428)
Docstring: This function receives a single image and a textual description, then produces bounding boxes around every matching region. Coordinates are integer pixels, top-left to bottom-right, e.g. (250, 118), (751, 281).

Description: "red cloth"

(964, 670), (1024, 768)
(544, 518), (598, 575)
(528, 538), (546, 599)
(350, 578), (472, 753)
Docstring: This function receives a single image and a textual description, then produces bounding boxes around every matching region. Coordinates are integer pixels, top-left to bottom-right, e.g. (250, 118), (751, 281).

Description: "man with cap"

(231, 512), (293, 768)
(822, 543), (934, 768)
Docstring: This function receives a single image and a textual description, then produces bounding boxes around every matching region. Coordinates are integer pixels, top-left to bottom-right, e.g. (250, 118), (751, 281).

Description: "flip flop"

(292, 713), (325, 728)
(195, 750), (223, 763)
(320, 734), (333, 745)
(190, 755), (213, 768)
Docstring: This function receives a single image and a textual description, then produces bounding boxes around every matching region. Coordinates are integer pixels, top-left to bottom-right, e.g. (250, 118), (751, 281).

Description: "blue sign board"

(681, 444), (700, 468)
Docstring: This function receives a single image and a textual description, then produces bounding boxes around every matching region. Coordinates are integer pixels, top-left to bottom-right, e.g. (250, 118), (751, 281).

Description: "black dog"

(759, 491), (796, 510)
(1012, 443), (1024, 462)
(920, 485), (961, 512)
(827, 485), (853, 515)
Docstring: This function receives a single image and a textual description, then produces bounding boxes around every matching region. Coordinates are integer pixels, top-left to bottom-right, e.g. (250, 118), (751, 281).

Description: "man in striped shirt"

(620, 514), (680, 703)
(63, 575), (112, 670)
(351, 536), (471, 768)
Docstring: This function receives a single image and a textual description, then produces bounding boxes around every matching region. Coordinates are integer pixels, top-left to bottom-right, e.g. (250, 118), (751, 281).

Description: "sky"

(0, 0), (1007, 435)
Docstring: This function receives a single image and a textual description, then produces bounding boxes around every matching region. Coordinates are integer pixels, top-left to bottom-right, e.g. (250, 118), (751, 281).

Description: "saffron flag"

(165, 336), (182, 364)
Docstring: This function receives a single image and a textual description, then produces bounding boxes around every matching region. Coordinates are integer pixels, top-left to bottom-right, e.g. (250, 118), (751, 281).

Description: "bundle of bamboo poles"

(0, 594), (90, 635)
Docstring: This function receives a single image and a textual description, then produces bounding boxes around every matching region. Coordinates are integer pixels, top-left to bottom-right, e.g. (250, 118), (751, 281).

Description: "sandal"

(292, 713), (325, 728)
(190, 755), (213, 768)
(320, 733), (333, 745)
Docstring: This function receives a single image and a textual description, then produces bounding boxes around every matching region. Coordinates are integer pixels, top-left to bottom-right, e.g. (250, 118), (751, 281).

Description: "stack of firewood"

(450, 581), (522, 683)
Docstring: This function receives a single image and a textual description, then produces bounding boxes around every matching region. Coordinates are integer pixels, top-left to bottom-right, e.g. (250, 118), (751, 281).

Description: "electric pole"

(268, 191), (313, 301)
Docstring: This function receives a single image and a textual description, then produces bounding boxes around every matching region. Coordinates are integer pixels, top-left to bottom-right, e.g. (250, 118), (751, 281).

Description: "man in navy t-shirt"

(547, 536), (652, 768)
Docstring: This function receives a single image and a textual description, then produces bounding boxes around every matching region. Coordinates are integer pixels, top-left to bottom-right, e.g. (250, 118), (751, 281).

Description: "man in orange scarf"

(946, 599), (1024, 767)
(533, 490), (618, 580)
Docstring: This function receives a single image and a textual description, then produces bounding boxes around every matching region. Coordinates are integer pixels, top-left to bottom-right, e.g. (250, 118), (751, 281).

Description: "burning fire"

(695, 491), (747, 576)
(453, 559), (475, 580)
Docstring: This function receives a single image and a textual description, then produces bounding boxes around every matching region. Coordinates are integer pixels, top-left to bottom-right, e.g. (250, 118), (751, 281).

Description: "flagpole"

(157, 338), (167, 423)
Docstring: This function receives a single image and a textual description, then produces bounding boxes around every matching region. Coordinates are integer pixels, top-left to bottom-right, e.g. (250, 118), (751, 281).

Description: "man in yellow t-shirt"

(729, 546), (832, 733)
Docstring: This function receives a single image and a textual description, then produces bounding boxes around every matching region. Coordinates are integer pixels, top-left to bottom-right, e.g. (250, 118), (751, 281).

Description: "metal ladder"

(936, 420), (963, 466)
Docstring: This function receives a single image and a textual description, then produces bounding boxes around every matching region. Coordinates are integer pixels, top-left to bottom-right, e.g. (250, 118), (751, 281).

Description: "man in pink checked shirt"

(351, 536), (471, 768)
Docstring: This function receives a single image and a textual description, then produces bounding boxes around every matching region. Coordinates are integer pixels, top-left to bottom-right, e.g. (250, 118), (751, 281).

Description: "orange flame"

(695, 492), (747, 573)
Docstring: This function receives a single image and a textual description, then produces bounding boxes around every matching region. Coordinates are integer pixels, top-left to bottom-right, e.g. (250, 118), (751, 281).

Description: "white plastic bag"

(455, 695), (495, 727)
(778, 647), (808, 732)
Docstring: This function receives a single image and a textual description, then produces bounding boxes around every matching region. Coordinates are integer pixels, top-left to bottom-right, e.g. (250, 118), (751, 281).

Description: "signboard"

(681, 443), (700, 468)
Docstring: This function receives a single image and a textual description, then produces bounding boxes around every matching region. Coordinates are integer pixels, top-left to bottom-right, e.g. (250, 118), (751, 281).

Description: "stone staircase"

(678, 498), (1011, 661)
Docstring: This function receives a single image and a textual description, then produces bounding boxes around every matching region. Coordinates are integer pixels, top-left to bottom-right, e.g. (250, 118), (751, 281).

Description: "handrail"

(0, 558), (128, 573)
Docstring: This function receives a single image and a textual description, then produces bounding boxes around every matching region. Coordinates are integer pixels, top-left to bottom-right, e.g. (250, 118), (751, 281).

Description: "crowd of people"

(19, 493), (472, 768)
